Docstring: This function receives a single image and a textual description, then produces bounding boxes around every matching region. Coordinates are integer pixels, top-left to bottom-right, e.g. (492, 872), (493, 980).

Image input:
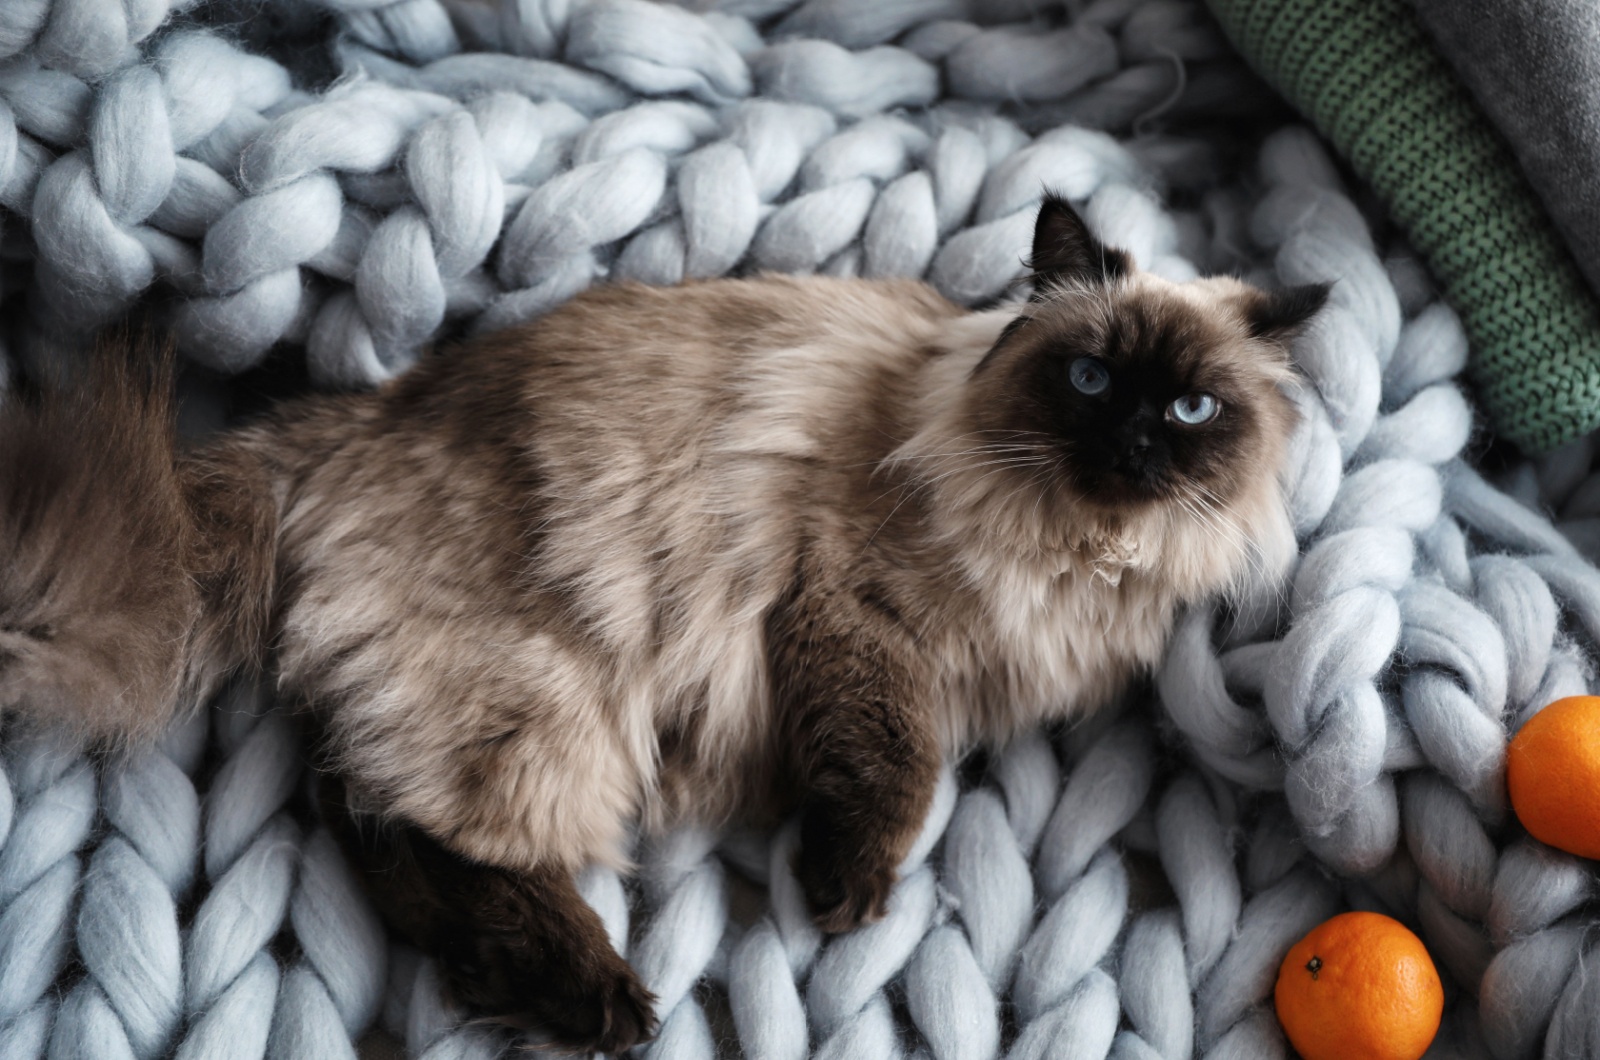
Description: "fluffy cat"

(0, 197), (1323, 1051)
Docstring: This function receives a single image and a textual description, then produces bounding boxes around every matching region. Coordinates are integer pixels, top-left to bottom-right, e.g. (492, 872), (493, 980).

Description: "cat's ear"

(1245, 283), (1331, 343)
(1028, 193), (1131, 293)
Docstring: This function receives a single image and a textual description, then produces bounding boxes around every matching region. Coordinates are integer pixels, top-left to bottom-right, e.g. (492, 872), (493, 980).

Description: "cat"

(0, 196), (1324, 1051)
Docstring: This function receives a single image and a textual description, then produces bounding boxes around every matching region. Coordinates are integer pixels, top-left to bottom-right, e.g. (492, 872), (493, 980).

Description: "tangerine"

(1273, 911), (1443, 1060)
(1507, 695), (1600, 860)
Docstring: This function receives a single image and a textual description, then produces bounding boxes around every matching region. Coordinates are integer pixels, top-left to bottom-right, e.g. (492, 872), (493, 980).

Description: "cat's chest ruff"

(963, 554), (1172, 722)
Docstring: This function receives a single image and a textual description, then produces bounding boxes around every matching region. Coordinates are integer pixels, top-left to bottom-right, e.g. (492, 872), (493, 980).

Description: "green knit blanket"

(1205, 0), (1600, 454)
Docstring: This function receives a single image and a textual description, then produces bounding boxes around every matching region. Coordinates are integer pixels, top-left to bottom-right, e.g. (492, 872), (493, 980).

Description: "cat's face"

(972, 196), (1323, 523)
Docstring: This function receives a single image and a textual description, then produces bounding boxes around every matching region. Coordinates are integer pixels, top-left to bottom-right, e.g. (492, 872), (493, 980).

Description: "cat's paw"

(532, 961), (658, 1054)
(439, 929), (657, 1052)
(796, 848), (897, 934)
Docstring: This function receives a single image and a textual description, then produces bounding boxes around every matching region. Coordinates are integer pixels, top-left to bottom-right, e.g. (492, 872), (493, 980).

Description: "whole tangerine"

(1507, 695), (1600, 860)
(1273, 911), (1443, 1060)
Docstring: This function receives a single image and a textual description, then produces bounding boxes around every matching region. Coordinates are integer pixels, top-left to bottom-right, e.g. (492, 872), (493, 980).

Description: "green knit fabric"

(1205, 0), (1600, 453)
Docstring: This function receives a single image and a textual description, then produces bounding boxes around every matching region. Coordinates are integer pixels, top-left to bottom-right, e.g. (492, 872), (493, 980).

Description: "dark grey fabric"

(1411, 0), (1600, 298)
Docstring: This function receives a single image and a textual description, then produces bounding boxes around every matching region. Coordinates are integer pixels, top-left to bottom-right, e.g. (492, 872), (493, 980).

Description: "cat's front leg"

(319, 776), (657, 1051)
(767, 568), (941, 934)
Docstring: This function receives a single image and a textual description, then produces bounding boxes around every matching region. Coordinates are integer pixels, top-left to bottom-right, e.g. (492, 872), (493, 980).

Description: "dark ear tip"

(1297, 282), (1334, 312)
(1029, 191), (1130, 288)
(1249, 281), (1333, 340)
(1038, 190), (1075, 213)
(1028, 191), (1079, 245)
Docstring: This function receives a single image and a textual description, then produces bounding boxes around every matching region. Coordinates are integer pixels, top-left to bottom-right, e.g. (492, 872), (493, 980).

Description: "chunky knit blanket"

(1, 2), (1599, 1059)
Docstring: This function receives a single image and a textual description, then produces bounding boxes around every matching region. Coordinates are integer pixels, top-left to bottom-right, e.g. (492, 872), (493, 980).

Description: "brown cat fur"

(0, 199), (1324, 1050)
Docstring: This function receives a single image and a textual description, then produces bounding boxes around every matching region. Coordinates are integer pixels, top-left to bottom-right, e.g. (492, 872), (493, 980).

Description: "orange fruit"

(1273, 911), (1443, 1060)
(1507, 695), (1600, 860)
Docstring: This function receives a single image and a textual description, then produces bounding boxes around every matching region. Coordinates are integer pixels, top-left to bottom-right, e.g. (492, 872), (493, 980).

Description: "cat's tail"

(0, 338), (278, 746)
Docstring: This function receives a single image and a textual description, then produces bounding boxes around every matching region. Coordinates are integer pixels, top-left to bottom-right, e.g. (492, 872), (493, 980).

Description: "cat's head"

(956, 194), (1324, 593)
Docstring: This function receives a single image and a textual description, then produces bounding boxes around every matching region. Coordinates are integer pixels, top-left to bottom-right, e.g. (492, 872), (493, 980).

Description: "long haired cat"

(0, 197), (1323, 1051)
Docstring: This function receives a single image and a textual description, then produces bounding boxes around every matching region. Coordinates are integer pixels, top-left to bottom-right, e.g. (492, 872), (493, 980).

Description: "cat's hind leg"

(319, 775), (657, 1052)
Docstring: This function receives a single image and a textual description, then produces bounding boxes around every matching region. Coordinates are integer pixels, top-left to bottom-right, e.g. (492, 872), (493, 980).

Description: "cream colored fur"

(217, 273), (1298, 874)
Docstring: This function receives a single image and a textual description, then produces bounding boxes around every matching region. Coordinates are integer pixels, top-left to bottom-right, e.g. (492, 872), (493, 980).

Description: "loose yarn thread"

(1, 1), (1598, 1058)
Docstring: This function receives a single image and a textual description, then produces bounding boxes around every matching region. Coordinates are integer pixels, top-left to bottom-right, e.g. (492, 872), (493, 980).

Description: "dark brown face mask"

(972, 194), (1326, 513)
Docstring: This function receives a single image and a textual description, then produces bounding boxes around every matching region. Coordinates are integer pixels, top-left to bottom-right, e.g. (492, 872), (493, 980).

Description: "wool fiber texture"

(1, 1), (1599, 1058)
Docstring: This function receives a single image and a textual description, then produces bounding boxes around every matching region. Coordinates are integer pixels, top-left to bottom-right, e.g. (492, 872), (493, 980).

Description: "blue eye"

(1069, 357), (1110, 396)
(1168, 393), (1219, 425)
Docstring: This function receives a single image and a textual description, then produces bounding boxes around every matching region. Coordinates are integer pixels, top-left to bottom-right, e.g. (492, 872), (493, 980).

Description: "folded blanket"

(1205, 0), (1600, 455)
(1412, 0), (1600, 304)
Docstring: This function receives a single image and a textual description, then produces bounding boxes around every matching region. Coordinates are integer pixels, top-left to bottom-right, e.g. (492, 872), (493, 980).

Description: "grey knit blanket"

(1411, 0), (1600, 303)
